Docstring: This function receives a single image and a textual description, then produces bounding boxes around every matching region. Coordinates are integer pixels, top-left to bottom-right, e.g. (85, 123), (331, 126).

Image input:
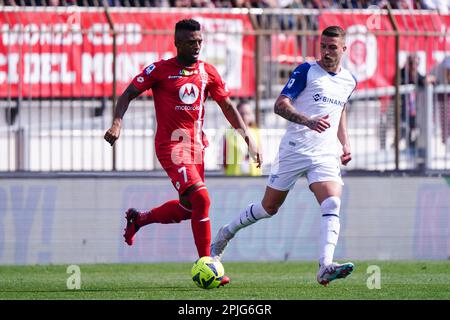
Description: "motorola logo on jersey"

(179, 83), (199, 105)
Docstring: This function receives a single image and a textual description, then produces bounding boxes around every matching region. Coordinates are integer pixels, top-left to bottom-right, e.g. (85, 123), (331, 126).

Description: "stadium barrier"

(0, 6), (449, 173)
(0, 175), (448, 264)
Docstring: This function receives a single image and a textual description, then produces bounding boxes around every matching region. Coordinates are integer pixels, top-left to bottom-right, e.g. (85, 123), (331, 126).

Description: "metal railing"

(0, 5), (449, 173)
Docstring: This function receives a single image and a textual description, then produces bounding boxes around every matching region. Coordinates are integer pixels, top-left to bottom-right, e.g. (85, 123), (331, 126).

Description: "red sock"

(189, 188), (211, 258)
(138, 200), (191, 226)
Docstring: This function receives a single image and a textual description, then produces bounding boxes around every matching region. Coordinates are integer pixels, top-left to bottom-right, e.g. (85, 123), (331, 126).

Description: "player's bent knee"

(179, 197), (192, 210)
(320, 196), (341, 214)
(188, 186), (211, 212)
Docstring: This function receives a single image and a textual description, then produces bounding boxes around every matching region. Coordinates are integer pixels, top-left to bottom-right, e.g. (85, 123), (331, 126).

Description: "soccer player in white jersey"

(211, 26), (357, 286)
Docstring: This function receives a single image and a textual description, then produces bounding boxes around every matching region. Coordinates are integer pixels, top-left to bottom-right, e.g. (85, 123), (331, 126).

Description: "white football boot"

(210, 225), (234, 260)
(316, 262), (355, 286)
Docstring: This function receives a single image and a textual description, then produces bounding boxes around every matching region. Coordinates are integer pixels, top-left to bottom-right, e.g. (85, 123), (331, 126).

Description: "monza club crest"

(179, 83), (199, 104)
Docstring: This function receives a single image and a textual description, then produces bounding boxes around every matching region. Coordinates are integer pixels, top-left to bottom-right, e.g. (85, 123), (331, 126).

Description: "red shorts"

(157, 150), (205, 195)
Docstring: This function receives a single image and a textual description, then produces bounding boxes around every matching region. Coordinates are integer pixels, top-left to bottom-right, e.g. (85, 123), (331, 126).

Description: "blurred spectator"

(242, 0), (274, 8)
(433, 56), (450, 85)
(302, 0), (339, 8)
(191, 0), (215, 7)
(378, 0), (416, 9)
(211, 0), (245, 7)
(277, 0), (295, 7)
(168, 0), (190, 6)
(433, 56), (450, 145)
(120, 0), (167, 6)
(169, 0), (217, 6)
(341, 0), (380, 8)
(169, 0), (214, 6)
(400, 54), (435, 150)
(223, 100), (262, 176)
(74, 0), (114, 6)
(230, 0), (246, 7)
(420, 0), (450, 13)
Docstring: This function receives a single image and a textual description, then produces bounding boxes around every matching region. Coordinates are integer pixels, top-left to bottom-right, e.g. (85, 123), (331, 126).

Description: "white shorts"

(267, 152), (343, 191)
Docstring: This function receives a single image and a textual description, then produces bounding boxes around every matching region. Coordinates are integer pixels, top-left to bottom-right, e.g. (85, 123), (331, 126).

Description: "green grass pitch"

(0, 261), (448, 300)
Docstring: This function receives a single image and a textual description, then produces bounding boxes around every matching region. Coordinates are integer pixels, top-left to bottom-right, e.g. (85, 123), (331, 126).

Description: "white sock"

(226, 203), (272, 236)
(319, 196), (341, 267)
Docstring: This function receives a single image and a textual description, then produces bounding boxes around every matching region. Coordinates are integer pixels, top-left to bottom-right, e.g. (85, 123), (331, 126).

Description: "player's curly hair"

(175, 19), (201, 35)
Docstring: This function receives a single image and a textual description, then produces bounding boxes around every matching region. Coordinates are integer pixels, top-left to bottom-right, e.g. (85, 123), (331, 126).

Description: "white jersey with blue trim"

(279, 61), (357, 158)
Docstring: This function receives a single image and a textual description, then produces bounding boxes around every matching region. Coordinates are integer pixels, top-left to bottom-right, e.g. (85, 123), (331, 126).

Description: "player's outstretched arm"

(274, 95), (330, 133)
(104, 84), (142, 146)
(217, 97), (262, 168)
(338, 105), (352, 165)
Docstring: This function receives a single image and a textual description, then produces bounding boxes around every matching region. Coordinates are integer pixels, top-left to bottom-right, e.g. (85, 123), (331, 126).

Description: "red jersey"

(132, 57), (230, 164)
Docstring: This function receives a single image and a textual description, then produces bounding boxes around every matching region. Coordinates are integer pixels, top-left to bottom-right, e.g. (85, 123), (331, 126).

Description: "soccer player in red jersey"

(104, 19), (261, 286)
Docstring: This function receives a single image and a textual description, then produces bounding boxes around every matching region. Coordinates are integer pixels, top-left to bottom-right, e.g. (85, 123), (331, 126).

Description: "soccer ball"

(191, 256), (225, 289)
